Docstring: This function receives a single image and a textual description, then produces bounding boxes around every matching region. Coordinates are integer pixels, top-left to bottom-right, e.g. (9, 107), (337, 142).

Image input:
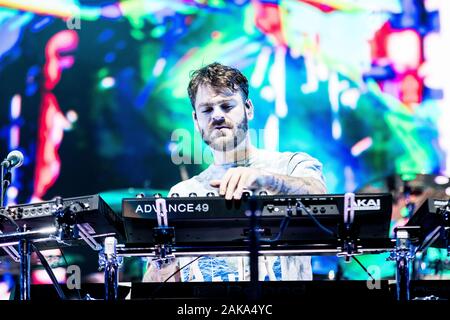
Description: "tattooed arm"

(263, 172), (327, 195)
(210, 167), (326, 199)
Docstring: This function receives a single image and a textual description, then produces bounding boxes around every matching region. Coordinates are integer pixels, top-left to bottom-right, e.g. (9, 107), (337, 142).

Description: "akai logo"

(353, 199), (381, 211)
(434, 200), (448, 207)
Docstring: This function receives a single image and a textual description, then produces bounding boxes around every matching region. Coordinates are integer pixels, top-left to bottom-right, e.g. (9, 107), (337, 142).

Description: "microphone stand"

(0, 161), (11, 208)
(0, 161), (21, 262)
(1, 154), (38, 299)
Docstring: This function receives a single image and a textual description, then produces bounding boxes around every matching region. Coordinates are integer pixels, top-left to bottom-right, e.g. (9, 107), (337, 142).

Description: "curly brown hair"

(187, 62), (249, 109)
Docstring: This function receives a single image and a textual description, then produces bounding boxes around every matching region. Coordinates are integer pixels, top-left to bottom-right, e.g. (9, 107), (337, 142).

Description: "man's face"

(193, 84), (252, 152)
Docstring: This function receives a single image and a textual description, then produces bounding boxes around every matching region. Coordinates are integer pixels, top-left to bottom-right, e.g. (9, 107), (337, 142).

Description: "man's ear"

(192, 111), (200, 133)
(245, 99), (254, 120)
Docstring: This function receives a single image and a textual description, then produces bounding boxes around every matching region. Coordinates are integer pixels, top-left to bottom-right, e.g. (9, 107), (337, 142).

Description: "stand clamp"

(153, 198), (175, 261)
(337, 193), (361, 261)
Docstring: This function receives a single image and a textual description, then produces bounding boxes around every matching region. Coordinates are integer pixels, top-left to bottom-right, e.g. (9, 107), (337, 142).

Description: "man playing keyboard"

(144, 62), (326, 282)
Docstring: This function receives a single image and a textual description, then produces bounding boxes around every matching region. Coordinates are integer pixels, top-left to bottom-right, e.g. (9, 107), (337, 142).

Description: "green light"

(400, 173), (417, 181)
(400, 207), (409, 218)
(151, 25), (166, 38)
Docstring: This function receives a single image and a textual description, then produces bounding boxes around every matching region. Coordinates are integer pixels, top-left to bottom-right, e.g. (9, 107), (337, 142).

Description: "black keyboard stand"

(0, 225), (58, 300)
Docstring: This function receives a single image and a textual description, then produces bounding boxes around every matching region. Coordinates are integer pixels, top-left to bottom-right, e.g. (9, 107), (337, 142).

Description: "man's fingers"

(225, 171), (243, 200)
(233, 188), (244, 200)
(211, 168), (265, 199)
(219, 169), (235, 196)
(233, 175), (249, 200)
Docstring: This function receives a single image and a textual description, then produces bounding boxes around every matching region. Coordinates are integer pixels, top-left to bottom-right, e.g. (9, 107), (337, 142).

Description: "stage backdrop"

(0, 0), (449, 293)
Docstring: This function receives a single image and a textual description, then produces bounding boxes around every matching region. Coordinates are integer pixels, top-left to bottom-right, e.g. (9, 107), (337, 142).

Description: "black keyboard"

(0, 194), (124, 250)
(121, 193), (393, 250)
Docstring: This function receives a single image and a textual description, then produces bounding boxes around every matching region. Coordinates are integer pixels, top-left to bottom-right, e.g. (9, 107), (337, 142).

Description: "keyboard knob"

(258, 191), (268, 196)
(206, 192), (216, 197)
(242, 191), (252, 198)
(171, 193), (180, 197)
(16, 207), (23, 219)
(153, 193), (162, 198)
(136, 193), (145, 198)
(188, 192), (197, 197)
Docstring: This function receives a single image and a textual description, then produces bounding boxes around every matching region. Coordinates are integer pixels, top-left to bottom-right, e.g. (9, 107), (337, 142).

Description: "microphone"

(1, 150), (24, 169)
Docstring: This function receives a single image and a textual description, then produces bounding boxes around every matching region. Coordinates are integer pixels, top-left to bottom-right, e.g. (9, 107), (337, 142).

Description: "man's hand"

(210, 167), (270, 200)
(210, 167), (327, 199)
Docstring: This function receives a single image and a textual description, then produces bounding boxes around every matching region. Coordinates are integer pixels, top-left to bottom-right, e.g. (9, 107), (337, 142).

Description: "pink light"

(253, 1), (287, 47)
(401, 73), (422, 105)
(0, 283), (11, 300)
(10, 94), (21, 119)
(33, 30), (78, 200)
(299, 0), (337, 13)
(101, 3), (122, 19)
(59, 56), (75, 70)
(6, 186), (18, 198)
(9, 125), (20, 149)
(351, 137), (373, 157)
(173, 47), (198, 70)
(32, 267), (66, 285)
(44, 30), (79, 90)
(211, 31), (221, 39)
(6, 186), (18, 205)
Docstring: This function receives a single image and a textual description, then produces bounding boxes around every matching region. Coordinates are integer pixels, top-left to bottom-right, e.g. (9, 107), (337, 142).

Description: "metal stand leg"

(389, 228), (414, 301)
(19, 238), (31, 300)
(247, 197), (261, 301)
(100, 237), (120, 300)
(249, 212), (259, 285)
(397, 253), (410, 301)
(105, 263), (118, 300)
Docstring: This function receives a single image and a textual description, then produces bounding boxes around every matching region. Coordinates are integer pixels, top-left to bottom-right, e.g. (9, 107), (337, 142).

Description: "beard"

(201, 114), (249, 152)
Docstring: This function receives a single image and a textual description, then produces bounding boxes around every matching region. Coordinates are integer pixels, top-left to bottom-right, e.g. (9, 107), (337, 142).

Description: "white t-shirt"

(145, 149), (326, 282)
(170, 148), (325, 197)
